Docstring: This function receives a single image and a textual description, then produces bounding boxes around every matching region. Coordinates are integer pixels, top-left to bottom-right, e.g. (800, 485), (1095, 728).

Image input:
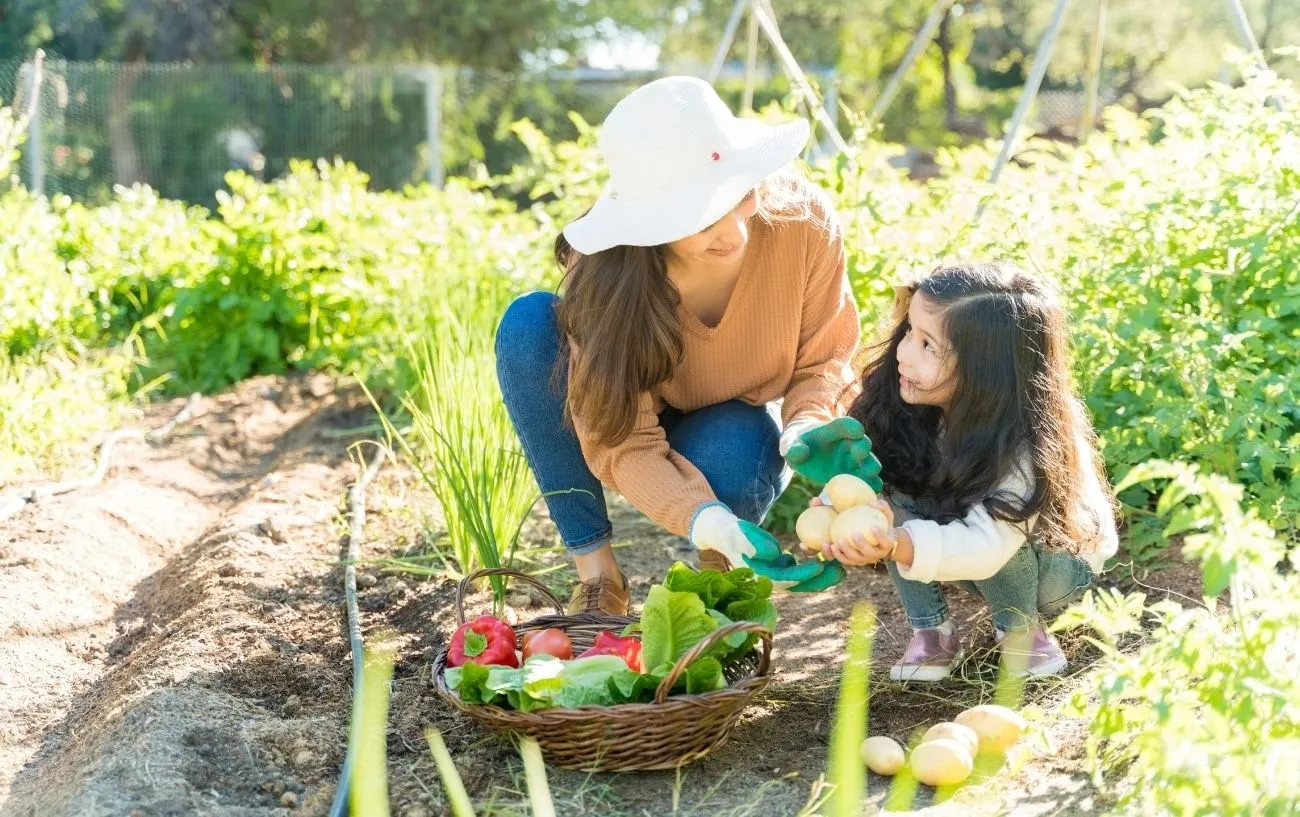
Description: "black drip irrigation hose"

(329, 451), (386, 817)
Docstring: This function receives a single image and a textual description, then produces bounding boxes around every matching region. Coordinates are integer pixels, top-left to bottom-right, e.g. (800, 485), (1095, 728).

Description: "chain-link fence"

(0, 58), (843, 206)
(0, 60), (671, 205)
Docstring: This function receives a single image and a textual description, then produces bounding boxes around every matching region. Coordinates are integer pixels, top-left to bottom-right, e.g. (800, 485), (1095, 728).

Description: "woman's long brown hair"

(848, 262), (1117, 554)
(556, 170), (823, 446)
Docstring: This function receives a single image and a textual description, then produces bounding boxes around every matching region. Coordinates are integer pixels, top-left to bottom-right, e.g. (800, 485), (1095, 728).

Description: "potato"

(910, 738), (974, 787)
(824, 473), (877, 512)
(829, 504), (891, 545)
(860, 736), (905, 776)
(795, 506), (839, 549)
(921, 722), (979, 759)
(954, 705), (1027, 754)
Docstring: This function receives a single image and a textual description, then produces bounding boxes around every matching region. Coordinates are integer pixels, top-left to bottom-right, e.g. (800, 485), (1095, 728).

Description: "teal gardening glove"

(782, 417), (884, 492)
(689, 502), (846, 592)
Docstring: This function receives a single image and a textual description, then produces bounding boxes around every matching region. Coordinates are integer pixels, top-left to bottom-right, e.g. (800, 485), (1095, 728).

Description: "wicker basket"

(431, 568), (773, 771)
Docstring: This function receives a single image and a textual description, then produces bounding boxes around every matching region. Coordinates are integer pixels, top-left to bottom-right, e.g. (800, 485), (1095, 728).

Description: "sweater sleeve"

(896, 461), (1036, 584)
(780, 216), (861, 427)
(570, 386), (718, 538)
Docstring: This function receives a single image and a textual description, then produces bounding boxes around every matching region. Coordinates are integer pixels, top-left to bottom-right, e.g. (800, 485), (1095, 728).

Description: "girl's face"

(896, 293), (957, 411)
(666, 189), (758, 270)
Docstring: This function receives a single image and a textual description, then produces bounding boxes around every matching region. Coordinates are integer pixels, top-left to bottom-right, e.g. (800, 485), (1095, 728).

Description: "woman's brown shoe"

(698, 549), (733, 573)
(567, 573), (631, 616)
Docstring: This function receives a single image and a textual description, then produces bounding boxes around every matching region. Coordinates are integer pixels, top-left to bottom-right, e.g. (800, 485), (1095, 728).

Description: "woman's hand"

(692, 503), (847, 590)
(781, 417), (884, 490)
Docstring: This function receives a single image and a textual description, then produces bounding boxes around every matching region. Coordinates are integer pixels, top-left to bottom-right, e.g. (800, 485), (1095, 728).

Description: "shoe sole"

(889, 650), (964, 682)
(1008, 656), (1068, 678)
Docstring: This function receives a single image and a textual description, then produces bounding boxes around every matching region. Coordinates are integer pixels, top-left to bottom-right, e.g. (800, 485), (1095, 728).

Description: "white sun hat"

(562, 75), (810, 255)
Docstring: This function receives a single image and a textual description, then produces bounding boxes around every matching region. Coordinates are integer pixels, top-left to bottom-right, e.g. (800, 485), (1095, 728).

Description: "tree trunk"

(937, 8), (958, 127)
(1260, 0), (1278, 51)
(108, 60), (145, 187)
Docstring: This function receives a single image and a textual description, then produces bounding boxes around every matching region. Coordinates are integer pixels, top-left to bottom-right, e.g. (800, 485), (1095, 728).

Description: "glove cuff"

(778, 418), (821, 457)
(688, 501), (733, 547)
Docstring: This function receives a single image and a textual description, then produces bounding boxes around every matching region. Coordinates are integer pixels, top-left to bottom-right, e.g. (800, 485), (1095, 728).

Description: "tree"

(972, 0), (1300, 107)
(0, 0), (661, 70)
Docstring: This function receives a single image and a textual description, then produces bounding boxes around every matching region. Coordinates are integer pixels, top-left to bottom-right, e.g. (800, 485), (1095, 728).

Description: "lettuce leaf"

(639, 585), (719, 671)
(445, 661), (499, 705)
(664, 562), (738, 608)
(449, 655), (634, 712)
(682, 657), (726, 695)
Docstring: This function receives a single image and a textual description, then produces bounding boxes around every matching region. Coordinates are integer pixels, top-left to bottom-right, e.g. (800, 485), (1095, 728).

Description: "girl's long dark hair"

(849, 262), (1114, 554)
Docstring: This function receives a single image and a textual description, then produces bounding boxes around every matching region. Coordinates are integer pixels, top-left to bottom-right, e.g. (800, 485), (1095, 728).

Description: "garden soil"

(0, 375), (1201, 817)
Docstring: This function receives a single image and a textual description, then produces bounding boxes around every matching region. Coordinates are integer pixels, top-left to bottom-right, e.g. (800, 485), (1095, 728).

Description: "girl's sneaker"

(889, 628), (963, 681)
(997, 626), (1068, 677)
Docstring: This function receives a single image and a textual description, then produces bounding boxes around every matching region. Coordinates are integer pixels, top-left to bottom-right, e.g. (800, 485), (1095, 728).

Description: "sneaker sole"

(889, 651), (964, 682)
(1011, 656), (1068, 678)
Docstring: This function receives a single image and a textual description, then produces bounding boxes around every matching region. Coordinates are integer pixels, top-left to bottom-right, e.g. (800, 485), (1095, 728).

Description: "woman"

(496, 76), (881, 616)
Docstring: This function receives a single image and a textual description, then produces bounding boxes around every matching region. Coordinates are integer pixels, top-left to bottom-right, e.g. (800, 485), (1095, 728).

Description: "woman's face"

(896, 293), (957, 412)
(666, 189), (758, 270)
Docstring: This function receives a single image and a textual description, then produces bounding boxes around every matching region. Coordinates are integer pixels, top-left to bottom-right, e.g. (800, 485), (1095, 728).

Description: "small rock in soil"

(403, 807), (432, 817)
(281, 694), (302, 717)
(260, 519), (287, 544)
(280, 791), (299, 808)
(217, 564), (239, 577)
(357, 573), (378, 588)
(360, 594), (389, 612)
(293, 749), (314, 769)
(507, 593), (531, 609)
(270, 780), (286, 796)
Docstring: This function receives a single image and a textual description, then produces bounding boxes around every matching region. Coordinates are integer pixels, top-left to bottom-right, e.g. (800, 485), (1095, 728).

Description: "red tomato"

(521, 628), (573, 660)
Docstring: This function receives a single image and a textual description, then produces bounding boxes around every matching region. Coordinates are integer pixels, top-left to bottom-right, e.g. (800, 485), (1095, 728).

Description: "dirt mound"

(1, 374), (367, 816)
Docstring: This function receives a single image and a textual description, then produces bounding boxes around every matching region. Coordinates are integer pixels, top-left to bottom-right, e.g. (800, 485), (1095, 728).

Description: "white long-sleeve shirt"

(894, 439), (1119, 585)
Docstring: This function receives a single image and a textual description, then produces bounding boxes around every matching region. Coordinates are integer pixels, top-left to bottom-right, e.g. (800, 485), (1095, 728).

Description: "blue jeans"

(494, 291), (789, 555)
(886, 543), (1094, 632)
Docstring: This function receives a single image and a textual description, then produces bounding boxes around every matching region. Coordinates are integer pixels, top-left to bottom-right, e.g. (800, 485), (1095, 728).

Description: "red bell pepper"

(447, 615), (519, 668)
(578, 630), (644, 673)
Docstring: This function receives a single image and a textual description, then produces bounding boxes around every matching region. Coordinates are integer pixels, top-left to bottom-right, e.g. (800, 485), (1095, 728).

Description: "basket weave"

(431, 568), (773, 771)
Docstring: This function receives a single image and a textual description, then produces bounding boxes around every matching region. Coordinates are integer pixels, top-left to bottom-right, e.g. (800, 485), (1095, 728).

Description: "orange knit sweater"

(568, 203), (860, 537)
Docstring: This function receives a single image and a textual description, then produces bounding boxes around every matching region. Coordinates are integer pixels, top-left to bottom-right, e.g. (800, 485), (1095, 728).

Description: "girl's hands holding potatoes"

(824, 499), (895, 566)
(795, 474), (897, 566)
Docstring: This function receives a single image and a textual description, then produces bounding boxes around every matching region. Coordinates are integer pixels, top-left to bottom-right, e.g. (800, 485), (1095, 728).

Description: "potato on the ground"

(829, 504), (890, 544)
(922, 721), (979, 759)
(955, 704), (1027, 754)
(860, 735), (905, 776)
(910, 738), (974, 787)
(824, 473), (877, 512)
(795, 505), (838, 550)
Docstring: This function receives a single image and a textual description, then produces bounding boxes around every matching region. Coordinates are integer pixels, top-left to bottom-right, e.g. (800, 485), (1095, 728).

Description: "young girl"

(814, 262), (1118, 680)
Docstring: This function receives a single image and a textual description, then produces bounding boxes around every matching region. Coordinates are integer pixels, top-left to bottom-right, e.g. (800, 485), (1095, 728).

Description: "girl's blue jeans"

(495, 291), (789, 555)
(886, 543), (1094, 632)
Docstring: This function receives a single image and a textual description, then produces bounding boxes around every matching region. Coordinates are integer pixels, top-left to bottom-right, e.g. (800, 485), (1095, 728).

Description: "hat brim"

(563, 118), (810, 255)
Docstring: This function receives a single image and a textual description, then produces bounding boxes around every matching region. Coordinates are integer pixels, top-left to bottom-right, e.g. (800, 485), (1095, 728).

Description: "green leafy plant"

(1059, 460), (1300, 816)
(367, 317), (538, 599)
